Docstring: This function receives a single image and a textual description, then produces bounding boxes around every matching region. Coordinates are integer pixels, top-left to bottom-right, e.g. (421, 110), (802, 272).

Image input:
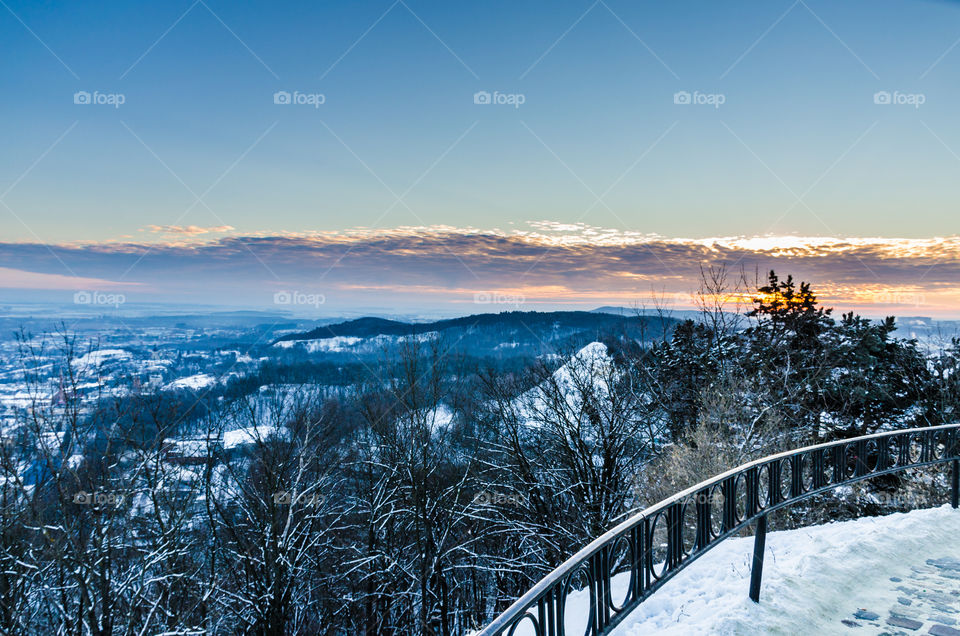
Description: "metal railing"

(479, 424), (960, 636)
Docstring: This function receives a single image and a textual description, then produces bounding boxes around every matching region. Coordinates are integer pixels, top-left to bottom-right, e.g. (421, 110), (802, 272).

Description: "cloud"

(1, 224), (959, 314)
(145, 225), (234, 236)
(0, 267), (142, 291)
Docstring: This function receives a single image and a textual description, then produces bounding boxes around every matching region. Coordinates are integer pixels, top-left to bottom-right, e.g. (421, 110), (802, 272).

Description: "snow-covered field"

(612, 505), (960, 635)
(164, 373), (219, 391)
(273, 331), (440, 353)
(223, 424), (289, 450)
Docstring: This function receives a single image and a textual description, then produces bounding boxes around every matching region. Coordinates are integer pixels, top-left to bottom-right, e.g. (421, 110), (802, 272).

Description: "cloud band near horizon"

(2, 224), (959, 315)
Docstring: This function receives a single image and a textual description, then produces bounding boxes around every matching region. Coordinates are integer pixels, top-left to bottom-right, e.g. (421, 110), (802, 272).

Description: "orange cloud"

(146, 225), (234, 236)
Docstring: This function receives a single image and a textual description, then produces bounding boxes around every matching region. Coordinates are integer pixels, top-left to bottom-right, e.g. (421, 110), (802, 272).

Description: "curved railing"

(479, 423), (960, 636)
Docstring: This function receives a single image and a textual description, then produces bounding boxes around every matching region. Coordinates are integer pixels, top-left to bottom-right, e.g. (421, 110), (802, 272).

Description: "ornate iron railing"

(479, 424), (960, 636)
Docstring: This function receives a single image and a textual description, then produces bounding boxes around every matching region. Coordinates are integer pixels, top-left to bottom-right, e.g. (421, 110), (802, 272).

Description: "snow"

(514, 342), (614, 428)
(275, 336), (364, 352)
(165, 374), (218, 391)
(274, 331), (440, 353)
(72, 349), (131, 367)
(164, 438), (213, 456)
(551, 341), (613, 390)
(493, 506), (960, 636)
(399, 404), (455, 435)
(2, 389), (47, 409)
(254, 383), (329, 412)
(223, 425), (289, 450)
(430, 404), (455, 432)
(37, 431), (66, 452)
(613, 506), (960, 634)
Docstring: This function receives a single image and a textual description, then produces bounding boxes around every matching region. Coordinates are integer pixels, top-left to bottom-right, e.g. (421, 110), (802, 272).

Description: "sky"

(2, 0), (960, 316)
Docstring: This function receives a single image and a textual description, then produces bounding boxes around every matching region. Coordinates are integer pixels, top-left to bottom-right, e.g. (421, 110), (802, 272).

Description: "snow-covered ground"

(492, 506), (960, 636)
(273, 331), (441, 353)
(612, 506), (960, 635)
(164, 373), (218, 391)
(72, 348), (131, 368)
(223, 425), (289, 450)
(274, 336), (364, 352)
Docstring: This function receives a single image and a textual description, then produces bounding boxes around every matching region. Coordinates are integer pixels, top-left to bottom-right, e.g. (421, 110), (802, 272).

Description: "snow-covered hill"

(513, 341), (615, 428)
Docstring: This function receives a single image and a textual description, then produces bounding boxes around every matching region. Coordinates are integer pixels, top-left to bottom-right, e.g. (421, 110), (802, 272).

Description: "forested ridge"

(2, 272), (958, 635)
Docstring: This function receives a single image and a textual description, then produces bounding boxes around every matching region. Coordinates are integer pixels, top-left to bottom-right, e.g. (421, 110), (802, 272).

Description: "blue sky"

(3, 0), (960, 313)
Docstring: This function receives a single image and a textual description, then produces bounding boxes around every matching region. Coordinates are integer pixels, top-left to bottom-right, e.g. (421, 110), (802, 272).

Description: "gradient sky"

(3, 0), (960, 315)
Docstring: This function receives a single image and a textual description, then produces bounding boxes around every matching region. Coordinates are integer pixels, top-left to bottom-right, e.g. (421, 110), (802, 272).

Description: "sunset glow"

(4, 226), (958, 316)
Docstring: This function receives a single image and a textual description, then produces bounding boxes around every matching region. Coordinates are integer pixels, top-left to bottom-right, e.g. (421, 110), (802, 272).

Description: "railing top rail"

(481, 423), (960, 635)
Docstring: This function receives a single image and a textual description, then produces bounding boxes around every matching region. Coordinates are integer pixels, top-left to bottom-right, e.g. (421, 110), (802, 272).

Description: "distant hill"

(272, 311), (681, 358)
(592, 305), (723, 322)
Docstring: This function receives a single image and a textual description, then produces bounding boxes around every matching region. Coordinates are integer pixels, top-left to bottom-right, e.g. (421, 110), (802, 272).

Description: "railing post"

(696, 489), (710, 551)
(594, 550), (606, 632)
(855, 440), (867, 478)
(722, 477), (736, 533)
(668, 503), (681, 569)
(749, 514), (767, 603)
(631, 525), (644, 601)
(952, 459), (959, 509)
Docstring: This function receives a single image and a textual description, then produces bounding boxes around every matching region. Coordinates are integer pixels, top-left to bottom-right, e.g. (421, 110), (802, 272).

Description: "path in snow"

(846, 557), (960, 634)
(612, 505), (960, 635)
